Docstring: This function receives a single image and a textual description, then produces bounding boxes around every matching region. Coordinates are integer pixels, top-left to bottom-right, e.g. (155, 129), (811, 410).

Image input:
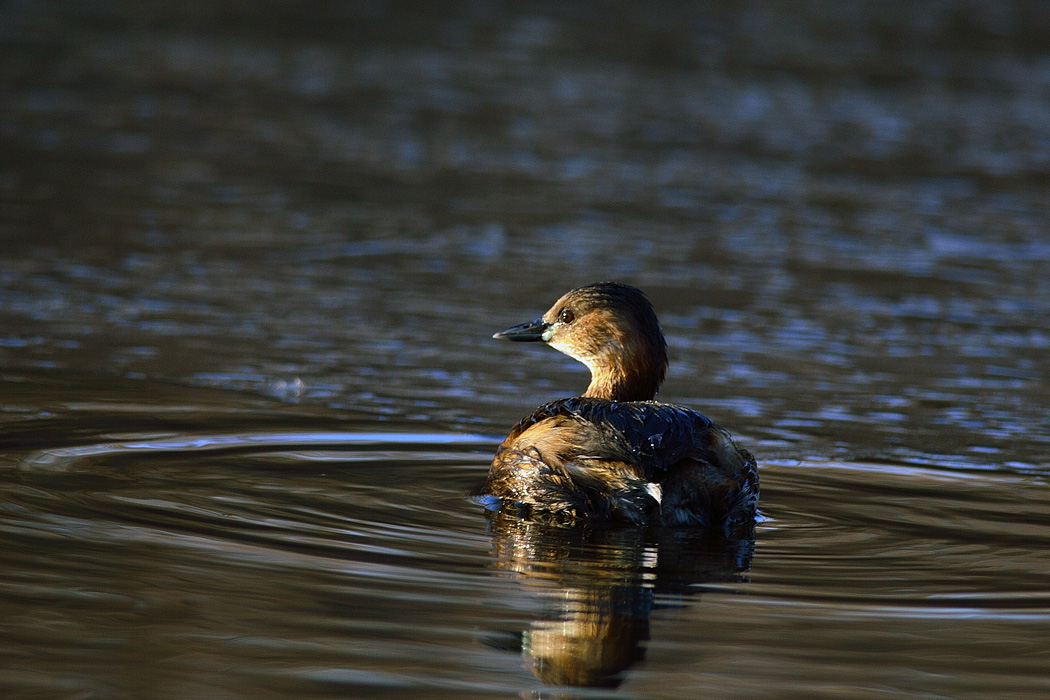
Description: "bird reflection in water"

(483, 510), (754, 692)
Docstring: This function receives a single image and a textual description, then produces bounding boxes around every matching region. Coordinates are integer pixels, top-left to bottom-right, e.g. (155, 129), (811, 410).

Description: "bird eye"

(558, 308), (575, 324)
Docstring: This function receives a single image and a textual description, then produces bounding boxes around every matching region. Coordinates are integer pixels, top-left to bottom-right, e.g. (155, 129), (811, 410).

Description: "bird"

(483, 282), (758, 534)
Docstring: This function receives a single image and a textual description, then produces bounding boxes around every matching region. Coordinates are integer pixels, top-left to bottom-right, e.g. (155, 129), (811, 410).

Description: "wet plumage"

(485, 282), (758, 534)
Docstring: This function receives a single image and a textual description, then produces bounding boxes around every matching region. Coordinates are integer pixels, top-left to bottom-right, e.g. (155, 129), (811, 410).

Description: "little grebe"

(484, 282), (758, 533)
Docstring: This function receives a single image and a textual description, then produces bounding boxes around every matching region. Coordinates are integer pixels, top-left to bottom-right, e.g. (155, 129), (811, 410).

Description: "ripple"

(753, 460), (1050, 624)
(17, 431), (497, 470)
(3, 426), (1050, 697)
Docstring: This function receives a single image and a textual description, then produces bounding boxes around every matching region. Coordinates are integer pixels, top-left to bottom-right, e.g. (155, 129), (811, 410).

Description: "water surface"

(3, 370), (1049, 699)
(2, 1), (1050, 698)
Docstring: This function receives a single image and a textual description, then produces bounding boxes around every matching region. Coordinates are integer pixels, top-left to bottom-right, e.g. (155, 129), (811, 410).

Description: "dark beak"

(492, 317), (550, 342)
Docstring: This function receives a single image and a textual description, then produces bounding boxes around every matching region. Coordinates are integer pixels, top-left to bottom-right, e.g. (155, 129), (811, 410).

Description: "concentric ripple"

(2, 426), (1049, 699)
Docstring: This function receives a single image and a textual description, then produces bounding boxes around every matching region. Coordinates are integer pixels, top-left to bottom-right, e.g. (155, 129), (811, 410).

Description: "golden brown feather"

(485, 282), (758, 534)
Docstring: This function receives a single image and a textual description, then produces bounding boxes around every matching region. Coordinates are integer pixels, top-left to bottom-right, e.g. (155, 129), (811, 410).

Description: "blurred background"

(2, 0), (1049, 464)
(3, 2), (1050, 699)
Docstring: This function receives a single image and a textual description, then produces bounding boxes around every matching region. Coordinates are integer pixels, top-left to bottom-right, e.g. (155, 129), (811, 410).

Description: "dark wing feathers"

(494, 396), (759, 531)
(507, 397), (727, 483)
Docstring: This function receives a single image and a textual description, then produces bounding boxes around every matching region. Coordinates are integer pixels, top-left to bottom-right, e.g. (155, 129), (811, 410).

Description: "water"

(3, 1), (1050, 698)
(3, 372), (1049, 699)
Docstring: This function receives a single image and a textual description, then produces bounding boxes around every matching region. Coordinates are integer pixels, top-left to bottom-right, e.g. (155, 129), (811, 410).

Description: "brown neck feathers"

(581, 332), (666, 401)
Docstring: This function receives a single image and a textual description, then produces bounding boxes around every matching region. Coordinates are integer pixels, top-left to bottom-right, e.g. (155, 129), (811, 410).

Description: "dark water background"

(2, 2), (1050, 698)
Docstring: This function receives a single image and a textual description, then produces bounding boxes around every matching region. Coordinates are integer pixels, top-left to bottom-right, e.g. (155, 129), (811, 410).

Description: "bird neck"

(580, 343), (665, 402)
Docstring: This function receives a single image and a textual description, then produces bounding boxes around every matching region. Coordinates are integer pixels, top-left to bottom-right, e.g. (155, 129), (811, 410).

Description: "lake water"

(2, 2), (1050, 698)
